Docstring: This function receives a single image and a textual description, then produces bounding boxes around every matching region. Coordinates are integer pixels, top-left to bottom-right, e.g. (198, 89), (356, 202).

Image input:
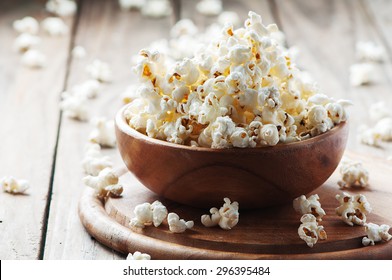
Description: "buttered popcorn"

(124, 12), (350, 148)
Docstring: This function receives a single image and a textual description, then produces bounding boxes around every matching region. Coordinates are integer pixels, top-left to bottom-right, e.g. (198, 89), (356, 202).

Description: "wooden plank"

(273, 0), (392, 158)
(43, 0), (174, 259)
(0, 1), (75, 259)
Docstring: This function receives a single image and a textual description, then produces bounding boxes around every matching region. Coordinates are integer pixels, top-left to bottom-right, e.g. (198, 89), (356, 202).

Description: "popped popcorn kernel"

(89, 117), (116, 148)
(86, 59), (113, 83)
(72, 45), (86, 59)
(21, 49), (46, 68)
(13, 33), (40, 53)
(196, 0), (222, 16)
(293, 194), (326, 221)
(298, 214), (327, 248)
(82, 167), (123, 198)
(369, 102), (391, 122)
(335, 192), (372, 226)
(81, 143), (113, 176)
(141, 0), (172, 18)
(1, 176), (29, 194)
(349, 63), (376, 87)
(362, 223), (392, 246)
(60, 91), (89, 121)
(201, 197), (239, 230)
(119, 0), (146, 10)
(130, 200), (168, 228)
(337, 158), (369, 189)
(356, 41), (385, 62)
(167, 212), (194, 233)
(13, 16), (39, 34)
(41, 17), (69, 36)
(126, 251), (151, 260)
(46, 0), (77, 17)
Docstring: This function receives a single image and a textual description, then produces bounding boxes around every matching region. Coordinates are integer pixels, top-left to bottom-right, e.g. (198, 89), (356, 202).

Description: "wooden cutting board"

(79, 152), (392, 259)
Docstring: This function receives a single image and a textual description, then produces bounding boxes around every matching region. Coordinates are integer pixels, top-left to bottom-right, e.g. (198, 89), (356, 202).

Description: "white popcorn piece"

(72, 79), (101, 99)
(82, 167), (123, 198)
(13, 33), (41, 53)
(298, 214), (327, 248)
(141, 0), (172, 18)
(337, 158), (369, 189)
(130, 200), (168, 228)
(356, 41), (385, 62)
(119, 0), (146, 10)
(362, 223), (392, 246)
(201, 197), (239, 230)
(13, 16), (39, 34)
(81, 143), (113, 176)
(46, 0), (77, 17)
(373, 117), (392, 141)
(1, 176), (30, 194)
(170, 19), (198, 38)
(86, 59), (113, 83)
(126, 251), (151, 260)
(196, 0), (222, 16)
(358, 125), (381, 147)
(217, 11), (240, 27)
(60, 91), (89, 121)
(369, 102), (391, 122)
(72, 45), (86, 59)
(349, 63), (376, 87)
(335, 192), (372, 226)
(167, 212), (194, 233)
(41, 17), (69, 36)
(21, 49), (46, 68)
(89, 117), (116, 147)
(293, 194), (326, 221)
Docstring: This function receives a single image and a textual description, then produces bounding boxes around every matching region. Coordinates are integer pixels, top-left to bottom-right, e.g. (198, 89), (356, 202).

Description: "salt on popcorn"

(362, 223), (392, 246)
(13, 16), (39, 34)
(298, 214), (327, 248)
(167, 212), (194, 233)
(86, 59), (113, 83)
(13, 33), (41, 53)
(81, 143), (113, 176)
(130, 201), (168, 228)
(337, 158), (369, 189)
(89, 117), (117, 148)
(293, 194), (326, 221)
(124, 12), (351, 148)
(196, 0), (222, 16)
(126, 251), (151, 260)
(201, 197), (239, 230)
(1, 176), (30, 194)
(46, 0), (77, 17)
(356, 41), (385, 62)
(141, 0), (172, 18)
(349, 63), (376, 87)
(83, 167), (123, 198)
(21, 49), (46, 68)
(335, 192), (372, 226)
(41, 17), (69, 36)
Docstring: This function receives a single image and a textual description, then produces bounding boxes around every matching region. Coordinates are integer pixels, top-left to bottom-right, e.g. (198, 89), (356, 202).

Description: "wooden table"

(1, 0), (391, 260)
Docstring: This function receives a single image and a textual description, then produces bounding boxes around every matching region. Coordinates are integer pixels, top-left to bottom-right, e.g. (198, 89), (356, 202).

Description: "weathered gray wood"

(0, 1), (75, 259)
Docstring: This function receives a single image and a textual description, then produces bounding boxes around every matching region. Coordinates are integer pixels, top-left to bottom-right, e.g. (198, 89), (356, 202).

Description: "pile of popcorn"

(124, 12), (351, 148)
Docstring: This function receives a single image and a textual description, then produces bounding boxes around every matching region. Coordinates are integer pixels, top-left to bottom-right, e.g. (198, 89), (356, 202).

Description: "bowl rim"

(115, 104), (348, 153)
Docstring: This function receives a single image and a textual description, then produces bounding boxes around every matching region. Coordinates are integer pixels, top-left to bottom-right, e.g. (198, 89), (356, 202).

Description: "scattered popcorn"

(217, 11), (240, 27)
(1, 176), (29, 194)
(373, 117), (392, 141)
(119, 0), (146, 10)
(337, 158), (369, 189)
(293, 194), (326, 221)
(13, 16), (39, 34)
(349, 63), (376, 86)
(298, 214), (327, 248)
(126, 251), (151, 260)
(369, 102), (391, 122)
(60, 91), (89, 121)
(81, 143), (113, 176)
(46, 0), (77, 17)
(71, 79), (101, 99)
(358, 125), (381, 147)
(21, 49), (46, 68)
(167, 212), (194, 233)
(130, 200), (168, 228)
(335, 192), (372, 226)
(82, 167), (123, 198)
(72, 45), (86, 59)
(141, 0), (172, 18)
(13, 33), (40, 53)
(86, 59), (113, 83)
(170, 19), (199, 38)
(201, 197), (239, 230)
(362, 223), (392, 246)
(89, 117), (116, 147)
(196, 0), (222, 16)
(41, 17), (69, 36)
(356, 41), (385, 62)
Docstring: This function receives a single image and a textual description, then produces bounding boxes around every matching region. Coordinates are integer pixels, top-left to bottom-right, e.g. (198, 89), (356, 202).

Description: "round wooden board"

(79, 152), (392, 259)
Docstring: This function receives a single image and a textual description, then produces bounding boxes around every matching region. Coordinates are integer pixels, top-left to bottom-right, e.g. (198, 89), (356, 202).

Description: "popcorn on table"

(46, 0), (77, 17)
(362, 223), (392, 246)
(125, 12), (351, 148)
(335, 192), (372, 226)
(196, 0), (222, 16)
(72, 79), (101, 99)
(86, 59), (113, 83)
(72, 45), (86, 59)
(201, 198), (239, 230)
(81, 143), (113, 176)
(337, 158), (369, 189)
(13, 16), (39, 34)
(60, 91), (89, 121)
(21, 49), (46, 68)
(167, 212), (194, 233)
(358, 125), (381, 147)
(141, 0), (172, 18)
(1, 176), (29, 194)
(83, 167), (123, 198)
(373, 117), (392, 141)
(126, 251), (151, 260)
(298, 214), (327, 248)
(349, 63), (376, 87)
(369, 102), (391, 122)
(41, 17), (69, 36)
(130, 200), (168, 228)
(119, 0), (146, 10)
(217, 11), (240, 27)
(356, 41), (385, 62)
(89, 117), (117, 147)
(293, 194), (325, 221)
(13, 33), (41, 53)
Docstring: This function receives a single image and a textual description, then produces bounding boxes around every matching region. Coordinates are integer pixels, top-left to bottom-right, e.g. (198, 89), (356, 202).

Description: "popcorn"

(141, 0), (172, 18)
(293, 194), (326, 221)
(373, 117), (392, 141)
(362, 223), (392, 246)
(170, 19), (198, 38)
(46, 0), (77, 17)
(356, 41), (385, 62)
(167, 212), (194, 233)
(358, 125), (381, 147)
(81, 143), (113, 176)
(13, 33), (40, 53)
(335, 192), (372, 226)
(119, 0), (146, 10)
(196, 0), (222, 16)
(71, 79), (101, 99)
(298, 214), (327, 248)
(126, 251), (151, 260)
(349, 63), (376, 86)
(218, 11), (240, 27)
(121, 84), (141, 104)
(60, 91), (89, 121)
(337, 158), (369, 189)
(89, 117), (116, 147)
(369, 102), (391, 122)
(21, 49), (46, 68)
(41, 17), (69, 36)
(82, 167), (123, 198)
(1, 176), (29, 194)
(13, 17), (39, 34)
(72, 45), (86, 59)
(201, 197), (239, 230)
(130, 201), (168, 228)
(86, 59), (113, 83)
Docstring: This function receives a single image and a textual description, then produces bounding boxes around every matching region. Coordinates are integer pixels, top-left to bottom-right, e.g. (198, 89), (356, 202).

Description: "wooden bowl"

(115, 105), (349, 209)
